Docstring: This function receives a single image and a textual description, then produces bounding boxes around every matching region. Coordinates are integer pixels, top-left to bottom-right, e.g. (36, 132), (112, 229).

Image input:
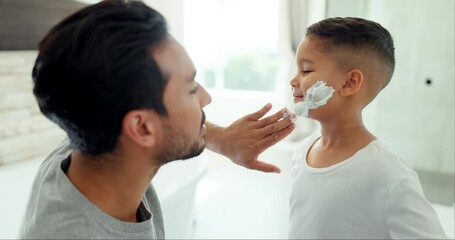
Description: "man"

(19, 0), (295, 238)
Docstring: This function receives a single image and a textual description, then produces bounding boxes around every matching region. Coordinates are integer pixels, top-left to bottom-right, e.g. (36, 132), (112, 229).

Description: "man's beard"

(156, 112), (206, 164)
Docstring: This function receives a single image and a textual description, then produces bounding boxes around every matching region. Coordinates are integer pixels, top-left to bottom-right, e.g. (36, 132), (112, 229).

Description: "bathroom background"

(0, 0), (453, 238)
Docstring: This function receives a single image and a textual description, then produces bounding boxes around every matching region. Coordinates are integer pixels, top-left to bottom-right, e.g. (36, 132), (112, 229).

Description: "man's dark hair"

(306, 17), (395, 90)
(33, 0), (169, 155)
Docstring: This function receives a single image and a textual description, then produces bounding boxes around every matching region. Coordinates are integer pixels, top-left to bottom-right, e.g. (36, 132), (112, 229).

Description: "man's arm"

(205, 103), (296, 173)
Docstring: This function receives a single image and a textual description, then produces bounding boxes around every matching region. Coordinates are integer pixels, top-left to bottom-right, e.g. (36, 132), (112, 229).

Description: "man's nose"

(198, 83), (212, 107)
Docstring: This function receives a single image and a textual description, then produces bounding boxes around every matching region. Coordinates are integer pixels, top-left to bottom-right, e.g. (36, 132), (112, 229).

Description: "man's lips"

(201, 124), (207, 135)
(200, 111), (207, 135)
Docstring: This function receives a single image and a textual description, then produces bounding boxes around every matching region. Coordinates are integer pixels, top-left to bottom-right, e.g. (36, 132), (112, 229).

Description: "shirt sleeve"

(385, 176), (447, 239)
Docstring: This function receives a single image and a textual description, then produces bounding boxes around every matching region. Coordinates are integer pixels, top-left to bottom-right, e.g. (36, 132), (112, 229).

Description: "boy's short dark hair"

(33, 0), (169, 155)
(306, 17), (395, 94)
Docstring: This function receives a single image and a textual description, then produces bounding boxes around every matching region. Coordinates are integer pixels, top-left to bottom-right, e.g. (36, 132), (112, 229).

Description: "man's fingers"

(260, 123), (295, 149)
(247, 160), (281, 173)
(246, 103), (272, 121)
(255, 107), (287, 128)
(259, 114), (295, 137)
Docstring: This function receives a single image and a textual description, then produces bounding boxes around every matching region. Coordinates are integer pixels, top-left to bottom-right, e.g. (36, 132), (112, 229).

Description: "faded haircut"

(306, 17), (395, 95)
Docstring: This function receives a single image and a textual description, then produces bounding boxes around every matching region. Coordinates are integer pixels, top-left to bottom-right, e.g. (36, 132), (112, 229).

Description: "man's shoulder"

(41, 138), (72, 166)
(20, 138), (90, 238)
(19, 206), (93, 239)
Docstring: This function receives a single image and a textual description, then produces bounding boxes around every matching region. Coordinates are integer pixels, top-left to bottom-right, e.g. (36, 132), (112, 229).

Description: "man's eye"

(190, 86), (199, 94)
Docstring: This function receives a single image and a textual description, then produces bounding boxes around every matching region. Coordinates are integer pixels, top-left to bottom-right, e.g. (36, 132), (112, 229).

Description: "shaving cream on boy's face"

(294, 80), (335, 117)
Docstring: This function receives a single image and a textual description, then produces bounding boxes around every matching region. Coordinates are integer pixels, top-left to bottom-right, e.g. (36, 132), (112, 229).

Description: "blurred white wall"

(144, 0), (184, 42)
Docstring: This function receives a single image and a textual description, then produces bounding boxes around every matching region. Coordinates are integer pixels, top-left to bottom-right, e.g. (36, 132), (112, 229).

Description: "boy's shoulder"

(359, 139), (418, 180)
(298, 133), (320, 148)
(365, 139), (409, 165)
(293, 133), (320, 155)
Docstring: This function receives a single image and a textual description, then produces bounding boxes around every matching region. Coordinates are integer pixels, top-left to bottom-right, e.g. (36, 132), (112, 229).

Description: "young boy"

(288, 17), (447, 239)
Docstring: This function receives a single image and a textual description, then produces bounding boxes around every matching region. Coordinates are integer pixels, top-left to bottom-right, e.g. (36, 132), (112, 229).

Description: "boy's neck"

(320, 124), (376, 148)
(307, 116), (376, 168)
(318, 115), (376, 149)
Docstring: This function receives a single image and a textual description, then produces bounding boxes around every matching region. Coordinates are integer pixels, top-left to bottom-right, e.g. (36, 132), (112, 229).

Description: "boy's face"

(152, 38), (212, 163)
(290, 36), (348, 119)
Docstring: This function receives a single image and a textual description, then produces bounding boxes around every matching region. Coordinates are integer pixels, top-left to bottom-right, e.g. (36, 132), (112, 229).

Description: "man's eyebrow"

(187, 71), (196, 83)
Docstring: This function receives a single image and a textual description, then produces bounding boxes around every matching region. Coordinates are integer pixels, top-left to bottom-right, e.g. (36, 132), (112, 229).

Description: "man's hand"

(205, 103), (296, 173)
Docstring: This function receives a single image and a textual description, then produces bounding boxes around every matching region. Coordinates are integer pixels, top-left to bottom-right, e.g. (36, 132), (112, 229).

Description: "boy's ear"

(340, 69), (364, 96)
(122, 110), (156, 147)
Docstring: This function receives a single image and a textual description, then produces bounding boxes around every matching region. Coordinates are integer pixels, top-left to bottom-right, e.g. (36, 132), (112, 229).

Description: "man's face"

(152, 37), (212, 163)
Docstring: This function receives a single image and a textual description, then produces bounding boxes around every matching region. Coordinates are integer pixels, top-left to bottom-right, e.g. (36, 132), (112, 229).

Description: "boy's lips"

(293, 95), (304, 103)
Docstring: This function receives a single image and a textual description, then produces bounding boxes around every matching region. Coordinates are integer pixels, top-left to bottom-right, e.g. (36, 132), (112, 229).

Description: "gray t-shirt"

(19, 139), (165, 239)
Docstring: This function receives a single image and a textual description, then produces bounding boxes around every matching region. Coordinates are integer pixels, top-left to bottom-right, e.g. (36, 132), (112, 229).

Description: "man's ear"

(122, 110), (156, 147)
(340, 69), (364, 96)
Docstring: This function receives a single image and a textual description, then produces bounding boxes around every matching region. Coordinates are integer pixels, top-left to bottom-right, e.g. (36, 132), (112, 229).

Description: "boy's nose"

(290, 76), (299, 88)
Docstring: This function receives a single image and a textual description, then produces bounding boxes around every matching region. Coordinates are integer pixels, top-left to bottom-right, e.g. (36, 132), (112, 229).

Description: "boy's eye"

(302, 70), (312, 75)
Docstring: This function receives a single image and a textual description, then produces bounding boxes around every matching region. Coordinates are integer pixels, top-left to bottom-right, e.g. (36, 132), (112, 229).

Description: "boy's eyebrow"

(299, 58), (314, 65)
